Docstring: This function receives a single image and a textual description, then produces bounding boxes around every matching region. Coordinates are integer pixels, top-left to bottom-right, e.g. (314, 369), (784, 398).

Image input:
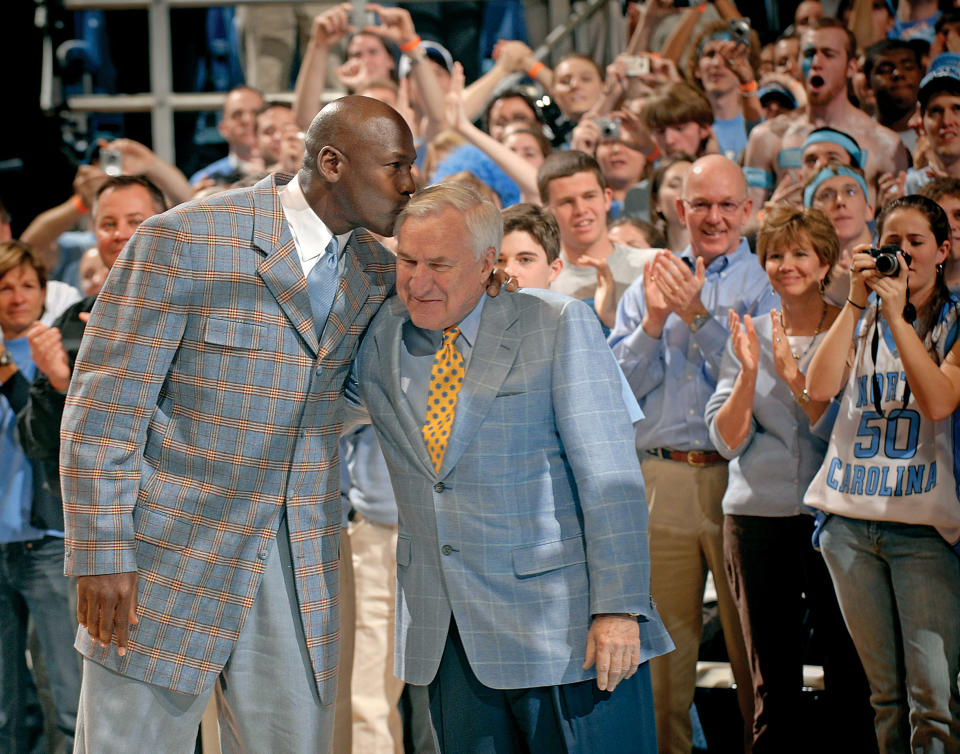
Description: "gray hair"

(396, 183), (502, 260)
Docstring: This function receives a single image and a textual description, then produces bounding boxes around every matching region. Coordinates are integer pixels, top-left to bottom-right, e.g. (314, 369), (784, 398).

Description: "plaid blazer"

(60, 173), (395, 699)
(351, 289), (674, 689)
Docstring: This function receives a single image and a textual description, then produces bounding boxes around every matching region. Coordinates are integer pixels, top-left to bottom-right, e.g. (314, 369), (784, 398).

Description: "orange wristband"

(739, 80), (758, 94)
(527, 61), (544, 79)
(71, 194), (88, 215)
(696, 3), (707, 12)
(399, 35), (421, 53)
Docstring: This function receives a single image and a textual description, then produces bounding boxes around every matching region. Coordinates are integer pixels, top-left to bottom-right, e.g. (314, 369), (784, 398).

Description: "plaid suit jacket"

(60, 173), (395, 699)
(352, 289), (673, 689)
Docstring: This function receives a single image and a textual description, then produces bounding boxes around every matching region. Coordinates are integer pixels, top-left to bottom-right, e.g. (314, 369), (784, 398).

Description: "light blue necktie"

(306, 236), (339, 334)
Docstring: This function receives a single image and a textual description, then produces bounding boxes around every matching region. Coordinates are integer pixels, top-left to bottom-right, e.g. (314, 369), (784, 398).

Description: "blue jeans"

(0, 536), (81, 753)
(820, 515), (960, 754)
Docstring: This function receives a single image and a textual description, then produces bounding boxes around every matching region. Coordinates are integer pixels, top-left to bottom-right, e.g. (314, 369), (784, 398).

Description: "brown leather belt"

(646, 448), (727, 466)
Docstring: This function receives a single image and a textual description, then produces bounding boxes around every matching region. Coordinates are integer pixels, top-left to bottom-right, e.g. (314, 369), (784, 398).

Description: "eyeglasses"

(682, 199), (746, 217)
(812, 184), (861, 205)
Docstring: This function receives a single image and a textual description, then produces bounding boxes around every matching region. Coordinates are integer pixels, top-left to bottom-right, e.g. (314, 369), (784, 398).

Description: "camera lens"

(875, 252), (899, 276)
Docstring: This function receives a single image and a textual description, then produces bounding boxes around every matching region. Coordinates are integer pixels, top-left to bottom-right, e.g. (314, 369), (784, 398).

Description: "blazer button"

(257, 550), (268, 560)
(433, 482), (445, 493)
(441, 544), (453, 556)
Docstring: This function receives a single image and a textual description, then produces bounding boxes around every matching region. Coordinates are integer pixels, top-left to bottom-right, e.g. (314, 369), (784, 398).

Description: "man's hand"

(641, 255), (670, 338)
(486, 267), (519, 297)
(652, 253), (707, 326)
(73, 164), (108, 212)
(25, 322), (71, 392)
(583, 614), (642, 692)
(77, 572), (140, 656)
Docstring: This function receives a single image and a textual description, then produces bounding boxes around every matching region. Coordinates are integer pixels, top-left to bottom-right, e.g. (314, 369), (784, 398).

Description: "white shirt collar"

(278, 175), (351, 266)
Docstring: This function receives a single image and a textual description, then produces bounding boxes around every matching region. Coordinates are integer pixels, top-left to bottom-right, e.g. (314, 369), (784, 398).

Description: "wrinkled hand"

(491, 40), (533, 73)
(24, 322), (71, 392)
(729, 310), (759, 375)
(583, 614), (642, 692)
(486, 266), (519, 297)
(769, 310), (800, 384)
(652, 252), (706, 323)
(363, 3), (417, 47)
(73, 164), (108, 211)
(77, 572), (139, 656)
(311, 3), (354, 46)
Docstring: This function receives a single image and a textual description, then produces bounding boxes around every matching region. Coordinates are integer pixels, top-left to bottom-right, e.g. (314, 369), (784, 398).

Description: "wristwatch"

(0, 348), (11, 367)
(689, 312), (711, 333)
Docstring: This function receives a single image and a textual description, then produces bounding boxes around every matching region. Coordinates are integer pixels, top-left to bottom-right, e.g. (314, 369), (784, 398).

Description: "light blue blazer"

(350, 288), (673, 690)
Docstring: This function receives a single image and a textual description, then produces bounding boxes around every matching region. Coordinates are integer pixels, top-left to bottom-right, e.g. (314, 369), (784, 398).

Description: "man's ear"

(482, 246), (498, 276)
(548, 257), (564, 284)
(316, 146), (345, 182)
(604, 188), (613, 212)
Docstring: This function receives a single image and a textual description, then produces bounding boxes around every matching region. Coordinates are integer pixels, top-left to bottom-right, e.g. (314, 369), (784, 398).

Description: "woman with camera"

(806, 195), (960, 752)
(705, 205), (874, 754)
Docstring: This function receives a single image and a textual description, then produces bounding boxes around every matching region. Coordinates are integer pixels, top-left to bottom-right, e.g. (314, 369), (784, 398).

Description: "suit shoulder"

(510, 288), (594, 320)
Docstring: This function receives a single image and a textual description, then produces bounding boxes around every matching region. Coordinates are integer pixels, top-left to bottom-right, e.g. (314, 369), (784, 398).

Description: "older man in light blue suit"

(348, 183), (672, 752)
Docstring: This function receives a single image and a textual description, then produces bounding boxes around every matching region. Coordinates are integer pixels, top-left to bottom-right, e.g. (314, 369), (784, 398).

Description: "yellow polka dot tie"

(422, 326), (465, 473)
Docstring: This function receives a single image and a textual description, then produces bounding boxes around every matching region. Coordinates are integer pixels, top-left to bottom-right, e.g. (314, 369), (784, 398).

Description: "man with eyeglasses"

(610, 154), (778, 754)
(804, 162), (874, 306)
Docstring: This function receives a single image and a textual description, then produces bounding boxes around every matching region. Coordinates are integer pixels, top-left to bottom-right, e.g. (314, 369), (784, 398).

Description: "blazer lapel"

(438, 294), (521, 477)
(374, 297), (435, 476)
(252, 176), (320, 356)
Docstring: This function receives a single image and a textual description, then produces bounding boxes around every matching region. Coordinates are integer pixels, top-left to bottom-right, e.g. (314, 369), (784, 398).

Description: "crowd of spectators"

(3, 0), (960, 752)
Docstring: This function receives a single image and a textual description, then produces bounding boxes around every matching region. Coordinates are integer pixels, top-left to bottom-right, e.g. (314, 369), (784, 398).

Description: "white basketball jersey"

(805, 304), (960, 547)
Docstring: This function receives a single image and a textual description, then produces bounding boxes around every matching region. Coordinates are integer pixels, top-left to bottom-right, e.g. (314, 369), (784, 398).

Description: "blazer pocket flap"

(512, 535), (586, 576)
(203, 317), (263, 350)
(396, 534), (412, 567)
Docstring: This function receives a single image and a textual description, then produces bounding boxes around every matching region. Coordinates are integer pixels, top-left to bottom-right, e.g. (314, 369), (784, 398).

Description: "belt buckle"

(686, 450), (706, 467)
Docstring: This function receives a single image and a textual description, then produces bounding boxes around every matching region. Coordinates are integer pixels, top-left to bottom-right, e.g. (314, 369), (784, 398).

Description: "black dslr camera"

(870, 244), (911, 276)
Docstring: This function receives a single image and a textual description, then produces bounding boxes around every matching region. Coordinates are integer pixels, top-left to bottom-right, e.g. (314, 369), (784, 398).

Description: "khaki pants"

(641, 457), (752, 754)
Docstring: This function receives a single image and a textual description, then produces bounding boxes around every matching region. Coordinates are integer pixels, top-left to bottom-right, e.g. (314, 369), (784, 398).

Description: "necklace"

(779, 301), (827, 362)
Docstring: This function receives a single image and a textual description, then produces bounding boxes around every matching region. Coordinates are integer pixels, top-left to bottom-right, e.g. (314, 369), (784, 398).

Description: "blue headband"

(698, 31), (733, 58)
(801, 130), (865, 169)
(803, 165), (869, 208)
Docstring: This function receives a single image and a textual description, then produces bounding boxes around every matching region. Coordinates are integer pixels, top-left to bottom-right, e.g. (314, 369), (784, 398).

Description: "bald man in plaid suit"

(59, 96), (416, 753)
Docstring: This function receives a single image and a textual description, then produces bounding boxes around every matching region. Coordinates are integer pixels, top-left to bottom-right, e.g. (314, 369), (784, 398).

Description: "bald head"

(683, 154), (747, 199)
(298, 94), (417, 237)
(304, 95), (412, 175)
(679, 154), (750, 261)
